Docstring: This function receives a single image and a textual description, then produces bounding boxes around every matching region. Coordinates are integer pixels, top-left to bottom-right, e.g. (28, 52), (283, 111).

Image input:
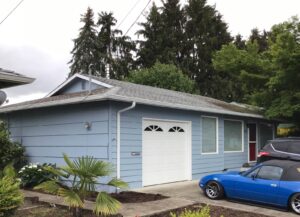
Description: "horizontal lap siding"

(110, 102), (249, 188)
(6, 102), (110, 166)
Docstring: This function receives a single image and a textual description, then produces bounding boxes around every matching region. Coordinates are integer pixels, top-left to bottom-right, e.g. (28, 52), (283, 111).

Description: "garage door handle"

(270, 184), (277, 187)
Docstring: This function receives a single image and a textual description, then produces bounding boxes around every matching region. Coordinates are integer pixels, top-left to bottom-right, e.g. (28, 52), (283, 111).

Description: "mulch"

(150, 203), (273, 217)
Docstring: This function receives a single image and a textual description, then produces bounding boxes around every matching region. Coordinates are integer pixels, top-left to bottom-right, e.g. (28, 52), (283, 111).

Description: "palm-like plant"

(34, 154), (128, 217)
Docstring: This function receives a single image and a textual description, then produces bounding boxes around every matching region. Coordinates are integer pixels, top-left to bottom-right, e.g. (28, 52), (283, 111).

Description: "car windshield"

(240, 165), (260, 177)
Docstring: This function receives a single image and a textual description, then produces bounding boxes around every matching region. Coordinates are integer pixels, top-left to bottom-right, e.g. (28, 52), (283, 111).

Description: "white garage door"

(142, 119), (191, 186)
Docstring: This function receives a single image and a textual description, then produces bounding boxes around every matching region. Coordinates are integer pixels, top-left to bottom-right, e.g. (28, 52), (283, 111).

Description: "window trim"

(224, 119), (244, 153)
(201, 116), (219, 155)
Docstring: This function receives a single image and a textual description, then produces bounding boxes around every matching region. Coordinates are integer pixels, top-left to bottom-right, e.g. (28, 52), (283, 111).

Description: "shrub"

(18, 163), (57, 188)
(0, 165), (23, 217)
(35, 154), (128, 217)
(0, 123), (26, 170)
(170, 206), (211, 217)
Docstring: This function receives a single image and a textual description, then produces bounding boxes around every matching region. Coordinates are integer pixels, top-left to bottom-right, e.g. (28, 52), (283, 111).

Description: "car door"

(233, 166), (283, 205)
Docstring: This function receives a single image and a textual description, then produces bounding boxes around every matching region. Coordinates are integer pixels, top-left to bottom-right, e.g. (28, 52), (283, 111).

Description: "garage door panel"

(142, 119), (191, 186)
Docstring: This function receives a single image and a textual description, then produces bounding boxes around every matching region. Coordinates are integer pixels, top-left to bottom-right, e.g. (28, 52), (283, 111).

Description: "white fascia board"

(107, 95), (266, 119)
(46, 73), (113, 97)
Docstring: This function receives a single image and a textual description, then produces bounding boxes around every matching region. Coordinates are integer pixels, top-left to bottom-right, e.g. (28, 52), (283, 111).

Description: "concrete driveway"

(135, 181), (298, 217)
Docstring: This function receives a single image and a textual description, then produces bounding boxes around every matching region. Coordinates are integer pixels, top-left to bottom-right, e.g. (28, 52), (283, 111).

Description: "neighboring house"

(0, 74), (276, 188)
(0, 68), (34, 88)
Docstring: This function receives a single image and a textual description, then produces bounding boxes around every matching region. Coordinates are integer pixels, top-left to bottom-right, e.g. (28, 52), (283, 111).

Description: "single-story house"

(0, 68), (34, 88)
(0, 73), (276, 188)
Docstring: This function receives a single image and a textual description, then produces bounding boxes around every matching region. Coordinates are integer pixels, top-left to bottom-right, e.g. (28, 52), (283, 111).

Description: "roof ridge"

(90, 75), (233, 104)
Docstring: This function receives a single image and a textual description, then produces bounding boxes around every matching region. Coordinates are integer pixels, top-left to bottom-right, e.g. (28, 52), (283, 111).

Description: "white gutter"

(116, 101), (136, 179)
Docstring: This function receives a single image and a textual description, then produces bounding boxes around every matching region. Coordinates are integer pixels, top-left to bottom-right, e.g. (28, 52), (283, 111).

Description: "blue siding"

(55, 78), (103, 95)
(3, 99), (275, 190)
(6, 102), (110, 165)
(109, 102), (255, 188)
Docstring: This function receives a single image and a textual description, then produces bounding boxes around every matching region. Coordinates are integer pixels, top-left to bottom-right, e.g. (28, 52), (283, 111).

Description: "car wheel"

(204, 181), (224, 200)
(290, 193), (300, 214)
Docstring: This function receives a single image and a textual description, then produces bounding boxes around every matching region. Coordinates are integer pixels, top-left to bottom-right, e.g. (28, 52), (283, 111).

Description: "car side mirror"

(251, 174), (256, 180)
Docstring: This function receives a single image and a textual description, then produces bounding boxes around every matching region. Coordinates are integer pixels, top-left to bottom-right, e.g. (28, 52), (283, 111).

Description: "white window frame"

(201, 116), (219, 155)
(224, 119), (244, 153)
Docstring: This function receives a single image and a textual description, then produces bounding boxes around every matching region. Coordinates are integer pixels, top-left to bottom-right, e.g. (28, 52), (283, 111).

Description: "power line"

(124, 0), (152, 36)
(0, 0), (25, 26)
(117, 0), (143, 29)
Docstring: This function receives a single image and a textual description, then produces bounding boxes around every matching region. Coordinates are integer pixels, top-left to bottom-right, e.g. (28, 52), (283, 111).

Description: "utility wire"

(117, 0), (143, 29)
(124, 0), (152, 36)
(0, 0), (25, 26)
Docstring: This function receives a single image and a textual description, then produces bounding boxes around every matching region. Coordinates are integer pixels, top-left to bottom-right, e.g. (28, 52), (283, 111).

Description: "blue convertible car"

(199, 160), (300, 214)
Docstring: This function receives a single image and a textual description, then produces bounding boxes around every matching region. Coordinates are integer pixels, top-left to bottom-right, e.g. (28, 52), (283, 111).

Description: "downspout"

(117, 102), (136, 179)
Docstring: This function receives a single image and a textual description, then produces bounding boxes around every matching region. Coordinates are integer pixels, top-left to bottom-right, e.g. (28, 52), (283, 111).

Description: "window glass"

(256, 166), (283, 180)
(273, 142), (289, 152)
(287, 141), (300, 154)
(260, 124), (273, 148)
(224, 120), (243, 152)
(245, 167), (260, 178)
(202, 117), (217, 153)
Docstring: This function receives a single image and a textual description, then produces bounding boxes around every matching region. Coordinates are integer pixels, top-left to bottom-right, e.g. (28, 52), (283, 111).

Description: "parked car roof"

(262, 160), (300, 181)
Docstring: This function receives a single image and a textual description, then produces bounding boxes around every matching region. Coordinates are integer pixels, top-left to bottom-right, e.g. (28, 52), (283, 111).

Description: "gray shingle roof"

(0, 68), (34, 88)
(0, 74), (265, 118)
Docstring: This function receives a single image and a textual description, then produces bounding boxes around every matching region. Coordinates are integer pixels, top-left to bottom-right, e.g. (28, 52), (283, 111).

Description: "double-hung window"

(224, 120), (244, 152)
(202, 116), (218, 154)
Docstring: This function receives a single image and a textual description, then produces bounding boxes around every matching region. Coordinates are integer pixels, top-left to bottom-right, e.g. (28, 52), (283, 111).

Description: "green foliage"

(69, 7), (99, 77)
(35, 154), (127, 217)
(137, 0), (232, 98)
(0, 123), (26, 171)
(0, 165), (23, 217)
(213, 16), (300, 125)
(213, 41), (271, 102)
(69, 8), (135, 79)
(170, 206), (212, 217)
(18, 163), (58, 188)
(126, 62), (197, 94)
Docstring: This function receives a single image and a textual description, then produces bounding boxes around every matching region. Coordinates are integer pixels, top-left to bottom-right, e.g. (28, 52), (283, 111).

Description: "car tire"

(204, 181), (224, 200)
(290, 193), (300, 215)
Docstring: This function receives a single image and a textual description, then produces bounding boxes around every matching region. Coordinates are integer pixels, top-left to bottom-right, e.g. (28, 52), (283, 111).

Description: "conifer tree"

(136, 3), (165, 67)
(183, 0), (232, 97)
(97, 12), (135, 79)
(69, 7), (99, 77)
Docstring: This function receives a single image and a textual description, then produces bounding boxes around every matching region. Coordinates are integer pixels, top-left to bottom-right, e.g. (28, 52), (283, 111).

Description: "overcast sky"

(0, 0), (299, 104)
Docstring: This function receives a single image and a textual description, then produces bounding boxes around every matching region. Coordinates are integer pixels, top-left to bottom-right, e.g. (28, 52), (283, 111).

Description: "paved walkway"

(23, 190), (196, 217)
(135, 180), (298, 217)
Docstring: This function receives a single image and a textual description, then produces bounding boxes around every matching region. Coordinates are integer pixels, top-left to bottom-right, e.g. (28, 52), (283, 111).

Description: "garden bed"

(89, 191), (168, 203)
(25, 188), (168, 203)
(15, 199), (273, 217)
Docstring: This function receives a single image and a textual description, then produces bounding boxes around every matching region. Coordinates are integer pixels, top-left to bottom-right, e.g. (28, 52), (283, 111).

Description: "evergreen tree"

(69, 7), (99, 77)
(97, 12), (135, 79)
(160, 0), (185, 64)
(137, 0), (232, 98)
(234, 34), (246, 49)
(136, 3), (165, 67)
(182, 0), (232, 97)
(249, 28), (269, 52)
